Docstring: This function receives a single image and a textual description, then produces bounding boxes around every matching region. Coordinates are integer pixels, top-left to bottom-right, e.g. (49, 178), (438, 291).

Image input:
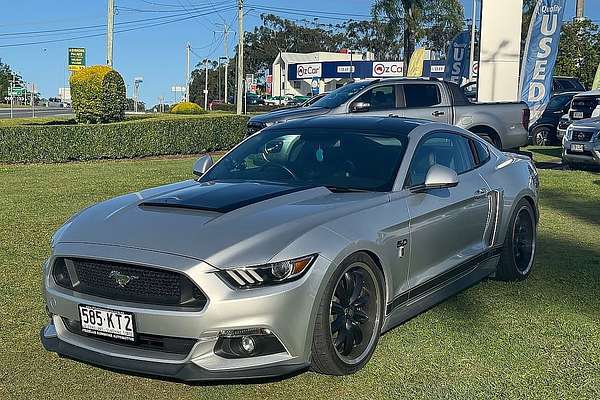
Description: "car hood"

(249, 106), (329, 124)
(571, 116), (600, 129)
(55, 180), (388, 269)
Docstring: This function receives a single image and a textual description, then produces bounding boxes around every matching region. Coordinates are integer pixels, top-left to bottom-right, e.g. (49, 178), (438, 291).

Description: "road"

(0, 107), (73, 119)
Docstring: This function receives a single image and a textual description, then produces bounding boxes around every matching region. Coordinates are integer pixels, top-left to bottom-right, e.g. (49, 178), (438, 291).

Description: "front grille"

(571, 130), (594, 142)
(52, 258), (207, 309)
(246, 122), (266, 136)
(62, 317), (197, 355)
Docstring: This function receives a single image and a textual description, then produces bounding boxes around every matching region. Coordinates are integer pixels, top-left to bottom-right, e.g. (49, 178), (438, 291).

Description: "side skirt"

(381, 249), (501, 333)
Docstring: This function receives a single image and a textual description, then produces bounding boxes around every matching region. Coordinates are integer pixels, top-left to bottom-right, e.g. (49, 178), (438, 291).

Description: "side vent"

(483, 190), (503, 247)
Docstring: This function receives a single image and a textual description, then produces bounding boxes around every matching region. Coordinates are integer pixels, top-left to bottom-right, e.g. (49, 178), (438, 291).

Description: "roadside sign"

(68, 48), (86, 71)
(8, 87), (25, 96)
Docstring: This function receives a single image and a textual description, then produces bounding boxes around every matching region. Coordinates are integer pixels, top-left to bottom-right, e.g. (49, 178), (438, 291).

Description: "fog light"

(241, 336), (255, 353)
(214, 328), (286, 359)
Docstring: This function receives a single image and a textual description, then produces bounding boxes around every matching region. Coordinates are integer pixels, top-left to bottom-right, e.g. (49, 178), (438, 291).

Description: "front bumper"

(41, 243), (328, 381)
(562, 140), (600, 166)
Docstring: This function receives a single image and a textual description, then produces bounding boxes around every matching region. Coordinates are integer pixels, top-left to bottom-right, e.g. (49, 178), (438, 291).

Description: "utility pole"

(469, 0), (477, 82)
(9, 74), (15, 119)
(107, 0), (115, 66)
(31, 83), (35, 118)
(236, 0), (244, 115)
(575, 0), (585, 20)
(215, 24), (230, 103)
(185, 42), (191, 102)
(204, 59), (209, 110)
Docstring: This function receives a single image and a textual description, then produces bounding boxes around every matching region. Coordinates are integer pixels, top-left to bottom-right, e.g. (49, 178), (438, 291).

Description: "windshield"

(546, 95), (571, 111)
(201, 128), (408, 192)
(311, 81), (372, 109)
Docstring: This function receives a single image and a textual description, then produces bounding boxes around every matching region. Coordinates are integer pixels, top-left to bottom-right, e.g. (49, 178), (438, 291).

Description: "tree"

(555, 20), (600, 89)
(371, 0), (464, 71)
(344, 19), (402, 60)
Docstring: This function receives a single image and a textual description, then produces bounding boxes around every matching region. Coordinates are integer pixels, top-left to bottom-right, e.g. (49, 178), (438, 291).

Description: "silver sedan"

(41, 116), (539, 380)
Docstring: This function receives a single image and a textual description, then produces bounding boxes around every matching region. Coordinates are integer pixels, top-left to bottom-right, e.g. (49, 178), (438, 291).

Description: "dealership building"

(269, 51), (452, 98)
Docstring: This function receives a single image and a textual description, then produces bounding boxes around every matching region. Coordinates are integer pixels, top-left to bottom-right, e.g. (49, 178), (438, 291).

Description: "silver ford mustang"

(41, 116), (539, 381)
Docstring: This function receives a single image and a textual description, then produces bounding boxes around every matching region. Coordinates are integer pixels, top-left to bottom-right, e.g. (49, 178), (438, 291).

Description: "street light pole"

(469, 0), (477, 82)
(107, 0), (115, 66)
(236, 0), (244, 115)
(204, 59), (209, 110)
(185, 42), (191, 102)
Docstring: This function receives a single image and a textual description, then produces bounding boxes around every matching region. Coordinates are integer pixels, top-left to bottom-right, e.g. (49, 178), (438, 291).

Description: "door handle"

(432, 110), (445, 117)
(474, 188), (488, 198)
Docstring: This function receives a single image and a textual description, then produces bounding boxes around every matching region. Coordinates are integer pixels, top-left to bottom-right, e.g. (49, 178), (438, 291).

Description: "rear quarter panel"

(454, 102), (529, 149)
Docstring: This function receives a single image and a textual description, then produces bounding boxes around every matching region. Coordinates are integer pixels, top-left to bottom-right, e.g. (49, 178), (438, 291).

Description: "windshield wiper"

(325, 186), (370, 193)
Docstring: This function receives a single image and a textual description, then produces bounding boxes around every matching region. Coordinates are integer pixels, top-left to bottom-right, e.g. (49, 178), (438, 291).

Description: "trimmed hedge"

(170, 102), (206, 115)
(70, 66), (127, 124)
(0, 115), (248, 163)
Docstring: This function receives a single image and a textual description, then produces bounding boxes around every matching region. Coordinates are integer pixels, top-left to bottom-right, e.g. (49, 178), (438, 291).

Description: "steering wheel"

(262, 163), (300, 181)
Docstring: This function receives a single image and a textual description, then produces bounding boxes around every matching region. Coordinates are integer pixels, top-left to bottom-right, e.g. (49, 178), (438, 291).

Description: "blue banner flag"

(519, 0), (566, 125)
(444, 30), (471, 85)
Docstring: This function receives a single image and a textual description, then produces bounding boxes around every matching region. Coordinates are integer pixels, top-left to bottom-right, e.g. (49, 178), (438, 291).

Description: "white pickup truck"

(248, 78), (530, 150)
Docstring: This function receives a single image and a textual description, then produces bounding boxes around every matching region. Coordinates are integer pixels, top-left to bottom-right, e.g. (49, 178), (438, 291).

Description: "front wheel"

(533, 126), (552, 146)
(495, 199), (537, 281)
(310, 252), (385, 375)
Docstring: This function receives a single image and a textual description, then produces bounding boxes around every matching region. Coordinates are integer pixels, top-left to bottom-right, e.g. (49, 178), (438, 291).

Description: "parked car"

(248, 78), (530, 150)
(529, 91), (579, 146)
(562, 117), (600, 169)
(462, 76), (584, 102)
(264, 96), (289, 106)
(41, 115), (539, 381)
(556, 113), (572, 141)
(246, 93), (265, 105)
(567, 90), (600, 122)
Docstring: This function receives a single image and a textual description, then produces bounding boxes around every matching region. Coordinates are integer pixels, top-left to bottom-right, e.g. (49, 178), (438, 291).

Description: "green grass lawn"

(1, 148), (599, 399)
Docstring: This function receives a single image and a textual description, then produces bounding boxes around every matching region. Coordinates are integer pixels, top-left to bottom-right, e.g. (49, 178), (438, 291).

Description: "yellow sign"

(68, 48), (86, 71)
(407, 48), (426, 77)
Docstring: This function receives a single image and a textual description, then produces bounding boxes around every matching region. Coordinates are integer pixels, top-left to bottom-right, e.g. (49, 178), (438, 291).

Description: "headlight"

(217, 254), (317, 289)
(565, 125), (574, 140)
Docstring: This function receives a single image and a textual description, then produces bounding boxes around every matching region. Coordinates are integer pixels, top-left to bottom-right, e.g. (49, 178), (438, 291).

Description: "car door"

(399, 82), (452, 124)
(347, 84), (403, 117)
(404, 131), (490, 295)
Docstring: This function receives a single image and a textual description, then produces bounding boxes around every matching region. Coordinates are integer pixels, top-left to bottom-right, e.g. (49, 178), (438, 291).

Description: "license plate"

(573, 111), (584, 119)
(78, 305), (135, 342)
(571, 143), (585, 152)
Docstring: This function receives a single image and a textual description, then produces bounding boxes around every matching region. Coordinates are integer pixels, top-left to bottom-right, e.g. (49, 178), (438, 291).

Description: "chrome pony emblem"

(109, 270), (139, 288)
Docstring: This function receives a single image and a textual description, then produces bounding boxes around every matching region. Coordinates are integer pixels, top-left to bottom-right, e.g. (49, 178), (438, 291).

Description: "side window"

(473, 139), (490, 166)
(354, 85), (397, 111)
(403, 84), (442, 108)
(406, 133), (474, 187)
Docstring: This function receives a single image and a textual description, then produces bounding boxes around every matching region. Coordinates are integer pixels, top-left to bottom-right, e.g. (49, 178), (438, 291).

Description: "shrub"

(170, 102), (206, 115)
(70, 65), (127, 124)
(0, 114), (248, 163)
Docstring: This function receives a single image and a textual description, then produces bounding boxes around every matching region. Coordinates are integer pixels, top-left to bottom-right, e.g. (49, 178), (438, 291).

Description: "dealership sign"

(519, 0), (566, 124)
(372, 62), (403, 77)
(68, 47), (86, 71)
(296, 63), (322, 78)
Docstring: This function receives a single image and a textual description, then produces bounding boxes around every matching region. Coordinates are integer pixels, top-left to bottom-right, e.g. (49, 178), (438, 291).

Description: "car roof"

(267, 115), (430, 135)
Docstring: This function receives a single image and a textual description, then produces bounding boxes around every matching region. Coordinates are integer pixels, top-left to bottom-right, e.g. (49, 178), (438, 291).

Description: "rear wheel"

(495, 199), (537, 281)
(310, 252), (384, 375)
(479, 133), (502, 149)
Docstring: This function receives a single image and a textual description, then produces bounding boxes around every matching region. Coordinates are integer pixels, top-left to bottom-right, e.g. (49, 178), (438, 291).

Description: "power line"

(0, 6), (235, 48)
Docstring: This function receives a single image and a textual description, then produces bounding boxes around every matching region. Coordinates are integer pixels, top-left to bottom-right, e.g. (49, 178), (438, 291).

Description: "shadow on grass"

(530, 146), (562, 159)
(541, 186), (600, 224)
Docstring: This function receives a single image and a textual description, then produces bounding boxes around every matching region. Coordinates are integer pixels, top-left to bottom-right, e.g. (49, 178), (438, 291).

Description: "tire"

(480, 133), (502, 149)
(310, 252), (385, 376)
(532, 126), (552, 146)
(495, 199), (537, 281)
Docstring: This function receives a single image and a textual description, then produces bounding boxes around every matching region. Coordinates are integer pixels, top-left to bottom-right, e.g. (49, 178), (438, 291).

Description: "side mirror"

(412, 164), (459, 193)
(192, 154), (214, 177)
(350, 101), (371, 113)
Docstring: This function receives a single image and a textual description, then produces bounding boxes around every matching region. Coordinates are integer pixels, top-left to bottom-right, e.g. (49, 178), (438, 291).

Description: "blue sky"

(0, 0), (597, 105)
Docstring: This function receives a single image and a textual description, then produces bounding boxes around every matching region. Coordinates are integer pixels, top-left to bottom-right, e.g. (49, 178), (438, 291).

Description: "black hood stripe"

(139, 182), (312, 213)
